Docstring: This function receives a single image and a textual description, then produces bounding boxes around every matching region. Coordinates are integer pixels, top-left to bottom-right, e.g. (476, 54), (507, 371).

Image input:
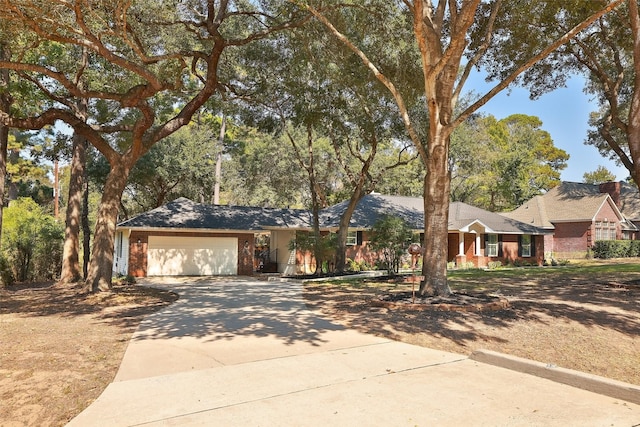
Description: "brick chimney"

(599, 181), (622, 208)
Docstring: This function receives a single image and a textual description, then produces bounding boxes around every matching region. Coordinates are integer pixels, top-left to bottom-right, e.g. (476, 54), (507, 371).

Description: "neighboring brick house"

(320, 194), (548, 269)
(502, 181), (640, 259)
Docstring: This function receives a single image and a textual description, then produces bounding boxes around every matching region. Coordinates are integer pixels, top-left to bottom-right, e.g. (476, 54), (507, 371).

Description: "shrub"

(2, 198), (64, 282)
(0, 253), (14, 287)
(592, 240), (640, 259)
(369, 215), (413, 276)
(346, 258), (360, 272)
(487, 261), (502, 270)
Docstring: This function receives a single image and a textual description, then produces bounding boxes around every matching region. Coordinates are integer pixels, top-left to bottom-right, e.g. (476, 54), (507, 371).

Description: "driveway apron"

(68, 277), (640, 426)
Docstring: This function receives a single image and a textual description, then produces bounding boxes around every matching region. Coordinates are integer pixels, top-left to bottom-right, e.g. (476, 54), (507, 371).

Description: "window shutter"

(518, 235), (523, 257)
(484, 234), (488, 256)
(357, 231), (363, 245)
(531, 235), (536, 257)
(498, 235), (503, 257)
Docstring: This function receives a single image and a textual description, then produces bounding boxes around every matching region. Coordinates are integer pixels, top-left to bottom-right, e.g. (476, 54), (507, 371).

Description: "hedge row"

(592, 240), (640, 259)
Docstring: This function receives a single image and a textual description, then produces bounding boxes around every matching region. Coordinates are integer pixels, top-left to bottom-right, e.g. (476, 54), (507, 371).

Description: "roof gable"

(503, 182), (627, 227)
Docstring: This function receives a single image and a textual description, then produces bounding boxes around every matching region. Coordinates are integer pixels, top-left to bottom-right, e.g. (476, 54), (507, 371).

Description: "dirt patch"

(0, 281), (178, 427)
(303, 266), (640, 386)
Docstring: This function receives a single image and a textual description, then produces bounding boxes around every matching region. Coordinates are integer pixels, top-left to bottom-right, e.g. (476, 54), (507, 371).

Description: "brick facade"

(341, 232), (545, 270)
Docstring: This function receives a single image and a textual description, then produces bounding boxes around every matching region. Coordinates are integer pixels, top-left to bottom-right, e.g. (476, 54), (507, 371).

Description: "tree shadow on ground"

(128, 277), (348, 347)
(303, 271), (640, 350)
(0, 281), (178, 333)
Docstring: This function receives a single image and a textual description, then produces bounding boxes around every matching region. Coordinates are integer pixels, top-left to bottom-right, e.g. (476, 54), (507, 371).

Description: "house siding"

(551, 201), (623, 258)
(127, 230), (255, 277)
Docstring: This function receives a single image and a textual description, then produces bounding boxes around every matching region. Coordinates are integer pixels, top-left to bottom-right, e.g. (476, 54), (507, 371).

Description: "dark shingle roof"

(118, 198), (312, 231)
(450, 202), (546, 234)
(319, 194), (424, 229)
(319, 194), (548, 234)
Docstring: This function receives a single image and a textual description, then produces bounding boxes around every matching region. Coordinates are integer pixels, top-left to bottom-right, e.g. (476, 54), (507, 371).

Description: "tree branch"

(453, 0), (624, 129)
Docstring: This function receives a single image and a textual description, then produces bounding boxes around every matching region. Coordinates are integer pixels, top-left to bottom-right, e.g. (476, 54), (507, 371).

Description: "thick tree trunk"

(85, 162), (130, 292)
(628, 0), (640, 188)
(420, 128), (452, 297)
(59, 133), (86, 283)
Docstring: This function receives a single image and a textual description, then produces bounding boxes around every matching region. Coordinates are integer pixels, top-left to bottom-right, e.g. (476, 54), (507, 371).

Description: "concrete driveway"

(68, 277), (640, 426)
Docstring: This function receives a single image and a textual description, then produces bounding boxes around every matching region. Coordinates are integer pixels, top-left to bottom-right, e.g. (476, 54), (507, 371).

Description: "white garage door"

(147, 236), (238, 276)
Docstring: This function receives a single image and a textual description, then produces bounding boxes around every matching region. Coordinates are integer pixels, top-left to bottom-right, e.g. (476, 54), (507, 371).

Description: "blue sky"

(465, 72), (628, 183)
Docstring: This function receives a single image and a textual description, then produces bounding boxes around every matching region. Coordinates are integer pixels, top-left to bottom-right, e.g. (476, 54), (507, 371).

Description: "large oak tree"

(0, 1), (307, 291)
(303, 0), (621, 296)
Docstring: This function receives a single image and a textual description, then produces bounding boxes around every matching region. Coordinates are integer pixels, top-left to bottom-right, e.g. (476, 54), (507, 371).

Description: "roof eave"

(117, 226), (264, 233)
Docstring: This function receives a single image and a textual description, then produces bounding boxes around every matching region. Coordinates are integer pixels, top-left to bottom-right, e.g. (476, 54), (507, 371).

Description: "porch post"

(458, 232), (465, 255)
(475, 233), (482, 256)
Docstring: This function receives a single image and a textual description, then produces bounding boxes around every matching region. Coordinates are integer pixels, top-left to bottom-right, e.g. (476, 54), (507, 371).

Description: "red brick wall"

(128, 231), (255, 277)
(553, 222), (591, 256)
(501, 235), (519, 262)
(348, 231), (545, 269)
(474, 234), (544, 267)
(344, 231), (379, 267)
(599, 181), (621, 208)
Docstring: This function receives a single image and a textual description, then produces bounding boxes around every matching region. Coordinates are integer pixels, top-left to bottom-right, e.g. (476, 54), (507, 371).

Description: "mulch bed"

(371, 291), (510, 312)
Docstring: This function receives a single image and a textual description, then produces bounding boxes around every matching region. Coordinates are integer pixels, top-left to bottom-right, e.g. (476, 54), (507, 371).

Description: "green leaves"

(450, 113), (568, 211)
(1, 197), (63, 282)
(369, 214), (413, 275)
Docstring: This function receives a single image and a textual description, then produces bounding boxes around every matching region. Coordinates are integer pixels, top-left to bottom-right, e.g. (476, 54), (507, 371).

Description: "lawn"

(303, 260), (640, 386)
(0, 281), (177, 427)
(2, 260), (638, 426)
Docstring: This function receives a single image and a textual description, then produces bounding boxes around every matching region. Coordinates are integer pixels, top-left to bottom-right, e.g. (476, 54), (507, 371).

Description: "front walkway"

(68, 277), (640, 426)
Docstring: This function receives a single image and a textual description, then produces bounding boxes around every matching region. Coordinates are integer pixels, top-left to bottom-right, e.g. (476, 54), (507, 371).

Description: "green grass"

(447, 260), (640, 292)
(303, 260), (640, 293)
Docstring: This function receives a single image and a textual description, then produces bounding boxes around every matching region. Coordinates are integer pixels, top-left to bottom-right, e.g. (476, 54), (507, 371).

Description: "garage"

(147, 236), (238, 276)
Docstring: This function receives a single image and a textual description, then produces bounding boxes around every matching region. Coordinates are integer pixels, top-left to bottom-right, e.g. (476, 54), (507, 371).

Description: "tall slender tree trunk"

(59, 132), (86, 283)
(53, 159), (59, 218)
(213, 114), (225, 205)
(0, 43), (11, 247)
(628, 0), (640, 186)
(82, 154), (90, 279)
(60, 47), (88, 283)
(85, 161), (130, 292)
(306, 125), (324, 275)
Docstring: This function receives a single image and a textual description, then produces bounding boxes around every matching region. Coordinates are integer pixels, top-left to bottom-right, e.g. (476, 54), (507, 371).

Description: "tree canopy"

(583, 165), (618, 184)
(0, 0), (309, 291)
(302, 0), (619, 295)
(0, 0), (628, 295)
(450, 113), (567, 211)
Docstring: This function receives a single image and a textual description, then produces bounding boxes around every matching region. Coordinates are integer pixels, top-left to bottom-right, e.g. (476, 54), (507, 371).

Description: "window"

(346, 231), (358, 246)
(520, 235), (532, 257)
(595, 221), (616, 241)
(487, 234), (498, 257)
